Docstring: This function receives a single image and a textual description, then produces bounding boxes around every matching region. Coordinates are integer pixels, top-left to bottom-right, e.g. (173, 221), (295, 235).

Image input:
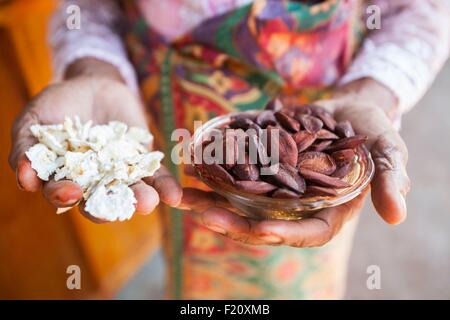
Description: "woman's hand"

(9, 58), (182, 222)
(178, 78), (410, 246)
(318, 78), (410, 225)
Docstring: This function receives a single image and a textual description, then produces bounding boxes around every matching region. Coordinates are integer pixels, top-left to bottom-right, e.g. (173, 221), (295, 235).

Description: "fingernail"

(258, 234), (283, 244)
(206, 225), (227, 235)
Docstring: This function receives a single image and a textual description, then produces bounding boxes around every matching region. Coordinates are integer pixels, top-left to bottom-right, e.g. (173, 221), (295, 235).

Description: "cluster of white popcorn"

(25, 117), (164, 221)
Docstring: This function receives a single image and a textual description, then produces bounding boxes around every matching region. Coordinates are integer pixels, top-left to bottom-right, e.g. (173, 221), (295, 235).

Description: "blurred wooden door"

(0, 0), (162, 299)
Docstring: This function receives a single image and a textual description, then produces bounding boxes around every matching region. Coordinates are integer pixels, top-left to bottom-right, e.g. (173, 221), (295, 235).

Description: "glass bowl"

(190, 111), (374, 220)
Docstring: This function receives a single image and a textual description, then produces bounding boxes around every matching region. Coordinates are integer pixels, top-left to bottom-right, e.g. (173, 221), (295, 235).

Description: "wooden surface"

(0, 0), (162, 299)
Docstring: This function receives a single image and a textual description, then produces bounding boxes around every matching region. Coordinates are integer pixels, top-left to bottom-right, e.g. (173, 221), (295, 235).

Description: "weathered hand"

(9, 59), (182, 222)
(317, 79), (410, 224)
(178, 78), (410, 247)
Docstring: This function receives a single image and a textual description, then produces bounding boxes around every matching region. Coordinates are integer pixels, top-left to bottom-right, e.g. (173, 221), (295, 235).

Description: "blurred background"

(1, 0), (449, 299)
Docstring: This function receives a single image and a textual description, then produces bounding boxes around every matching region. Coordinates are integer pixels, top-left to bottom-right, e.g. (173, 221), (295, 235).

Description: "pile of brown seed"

(194, 100), (368, 199)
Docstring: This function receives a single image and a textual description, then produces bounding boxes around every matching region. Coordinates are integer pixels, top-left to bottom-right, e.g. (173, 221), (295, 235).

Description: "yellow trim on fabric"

(229, 87), (263, 105)
(177, 78), (236, 112)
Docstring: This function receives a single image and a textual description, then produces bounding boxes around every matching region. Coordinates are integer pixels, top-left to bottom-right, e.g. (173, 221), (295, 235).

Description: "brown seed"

(272, 188), (300, 199)
(332, 162), (353, 179)
(194, 129), (227, 163)
(326, 135), (367, 152)
(232, 154), (259, 181)
(335, 120), (355, 138)
(309, 140), (333, 152)
(247, 123), (263, 137)
(294, 104), (313, 116)
(316, 129), (339, 140)
(314, 108), (337, 131)
(297, 152), (336, 175)
(266, 163), (305, 193)
(331, 149), (356, 163)
(222, 129), (238, 169)
(297, 114), (323, 134)
(292, 131), (317, 152)
(283, 163), (306, 193)
(279, 102), (296, 117)
(235, 180), (278, 194)
(306, 185), (338, 197)
(299, 168), (350, 189)
(267, 126), (298, 167)
(193, 137), (213, 162)
(256, 110), (277, 128)
(274, 111), (300, 132)
(197, 163), (235, 185)
(265, 99), (283, 112)
(231, 112), (256, 122)
(229, 117), (254, 130)
(248, 132), (270, 166)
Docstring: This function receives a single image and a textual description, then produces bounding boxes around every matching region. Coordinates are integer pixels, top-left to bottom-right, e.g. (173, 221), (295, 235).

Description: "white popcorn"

(25, 144), (58, 180)
(88, 125), (115, 147)
(25, 117), (164, 221)
(126, 127), (153, 145)
(108, 121), (128, 138)
(127, 152), (164, 182)
(85, 184), (137, 222)
(63, 151), (100, 189)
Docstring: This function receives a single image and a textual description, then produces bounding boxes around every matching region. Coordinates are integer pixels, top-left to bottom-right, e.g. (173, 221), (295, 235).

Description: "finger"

(370, 132), (410, 224)
(130, 181), (160, 215)
(178, 187), (231, 212)
(9, 111), (41, 192)
(143, 166), (182, 207)
(16, 156), (42, 192)
(252, 189), (368, 247)
(200, 189), (368, 247)
(43, 180), (83, 208)
(200, 207), (267, 245)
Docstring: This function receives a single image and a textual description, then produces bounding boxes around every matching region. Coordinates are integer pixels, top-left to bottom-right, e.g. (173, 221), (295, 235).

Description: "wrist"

(334, 78), (399, 121)
(64, 57), (125, 83)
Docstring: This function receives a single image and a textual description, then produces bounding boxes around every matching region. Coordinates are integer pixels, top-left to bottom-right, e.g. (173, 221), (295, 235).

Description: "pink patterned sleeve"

(49, 0), (138, 93)
(340, 0), (450, 114)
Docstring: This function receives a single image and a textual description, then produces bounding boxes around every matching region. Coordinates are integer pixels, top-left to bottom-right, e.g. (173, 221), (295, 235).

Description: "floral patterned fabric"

(123, 0), (362, 299)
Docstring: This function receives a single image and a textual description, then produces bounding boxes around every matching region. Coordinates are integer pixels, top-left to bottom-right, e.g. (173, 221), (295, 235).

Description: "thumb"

(9, 110), (41, 192)
(370, 130), (410, 224)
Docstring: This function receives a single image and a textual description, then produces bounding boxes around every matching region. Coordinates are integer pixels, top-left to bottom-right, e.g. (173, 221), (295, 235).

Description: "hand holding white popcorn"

(25, 117), (164, 221)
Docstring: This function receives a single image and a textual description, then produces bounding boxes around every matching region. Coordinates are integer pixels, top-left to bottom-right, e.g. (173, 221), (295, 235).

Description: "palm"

(21, 77), (147, 128)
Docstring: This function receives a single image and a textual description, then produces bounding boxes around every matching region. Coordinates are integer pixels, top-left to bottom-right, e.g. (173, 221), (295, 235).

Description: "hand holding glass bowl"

(180, 96), (410, 247)
(190, 105), (374, 221)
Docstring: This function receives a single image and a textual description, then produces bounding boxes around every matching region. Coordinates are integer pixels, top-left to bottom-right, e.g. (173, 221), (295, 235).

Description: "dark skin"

(9, 58), (410, 243)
